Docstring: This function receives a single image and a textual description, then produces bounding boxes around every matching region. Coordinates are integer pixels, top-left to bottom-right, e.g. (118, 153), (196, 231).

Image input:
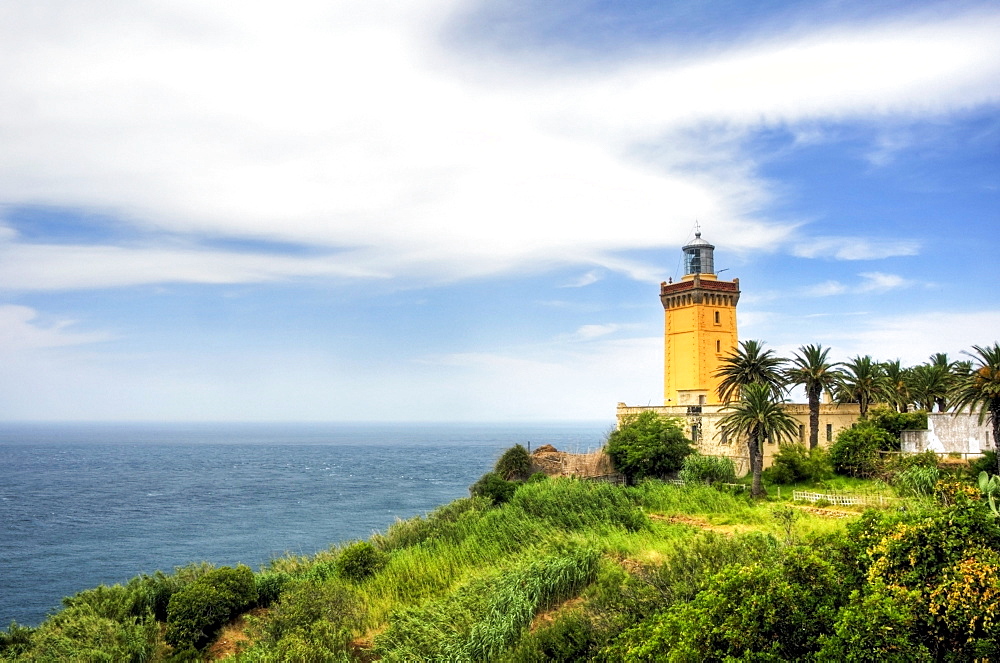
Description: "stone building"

(616, 229), (859, 473)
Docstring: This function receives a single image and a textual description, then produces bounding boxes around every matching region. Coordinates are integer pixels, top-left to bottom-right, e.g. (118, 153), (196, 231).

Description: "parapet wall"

(901, 413), (994, 455)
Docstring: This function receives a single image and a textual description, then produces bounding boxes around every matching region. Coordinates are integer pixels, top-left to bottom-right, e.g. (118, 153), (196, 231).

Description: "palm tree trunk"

(748, 428), (764, 497)
(808, 387), (820, 450)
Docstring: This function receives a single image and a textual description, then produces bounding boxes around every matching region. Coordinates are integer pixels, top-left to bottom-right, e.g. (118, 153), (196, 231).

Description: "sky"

(0, 0), (998, 422)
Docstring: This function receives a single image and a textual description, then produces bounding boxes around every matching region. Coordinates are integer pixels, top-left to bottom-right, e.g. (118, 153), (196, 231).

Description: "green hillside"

(4, 467), (1000, 661)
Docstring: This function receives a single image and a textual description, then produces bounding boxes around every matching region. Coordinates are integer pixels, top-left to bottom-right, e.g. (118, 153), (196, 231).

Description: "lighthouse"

(660, 230), (740, 407)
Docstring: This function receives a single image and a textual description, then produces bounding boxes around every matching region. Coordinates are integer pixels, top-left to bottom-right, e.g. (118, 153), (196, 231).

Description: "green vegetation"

(764, 443), (832, 484)
(5, 340), (1000, 659)
(719, 382), (798, 496)
(165, 565), (257, 652)
(604, 410), (693, 484)
(678, 453), (736, 485)
(6, 473), (1000, 660)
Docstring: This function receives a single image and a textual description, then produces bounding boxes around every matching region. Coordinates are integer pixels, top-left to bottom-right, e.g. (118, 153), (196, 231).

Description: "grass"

(4, 477), (874, 662)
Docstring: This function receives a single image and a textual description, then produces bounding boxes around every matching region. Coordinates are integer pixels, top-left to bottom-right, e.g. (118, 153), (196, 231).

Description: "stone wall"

(616, 401), (861, 475)
(900, 413), (994, 455)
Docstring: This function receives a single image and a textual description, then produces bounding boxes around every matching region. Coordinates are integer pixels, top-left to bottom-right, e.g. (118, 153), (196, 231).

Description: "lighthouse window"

(714, 311), (720, 324)
(716, 340), (721, 353)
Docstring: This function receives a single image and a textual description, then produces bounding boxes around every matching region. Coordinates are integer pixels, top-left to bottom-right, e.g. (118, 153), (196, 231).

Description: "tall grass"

(373, 549), (599, 661)
(628, 480), (754, 515)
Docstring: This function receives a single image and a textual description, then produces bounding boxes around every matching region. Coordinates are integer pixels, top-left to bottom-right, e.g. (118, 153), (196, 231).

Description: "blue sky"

(0, 0), (997, 421)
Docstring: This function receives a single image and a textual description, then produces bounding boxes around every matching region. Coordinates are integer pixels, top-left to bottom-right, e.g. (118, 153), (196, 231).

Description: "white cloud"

(800, 271), (914, 297)
(0, 241), (384, 291)
(564, 323), (624, 341)
(802, 280), (848, 297)
(818, 310), (1000, 365)
(0, 305), (112, 351)
(791, 236), (922, 260)
(857, 271), (912, 292)
(0, 2), (995, 290)
(561, 270), (603, 288)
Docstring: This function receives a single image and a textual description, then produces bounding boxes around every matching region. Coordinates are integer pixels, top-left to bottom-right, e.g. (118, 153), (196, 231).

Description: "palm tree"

(950, 342), (1000, 474)
(881, 359), (913, 413)
(784, 344), (842, 449)
(715, 339), (785, 403)
(835, 355), (885, 418)
(928, 353), (958, 412)
(719, 382), (799, 497)
(910, 363), (950, 412)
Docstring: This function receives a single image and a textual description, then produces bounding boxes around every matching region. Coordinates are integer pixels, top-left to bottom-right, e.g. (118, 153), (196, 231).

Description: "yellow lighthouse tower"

(661, 230), (740, 406)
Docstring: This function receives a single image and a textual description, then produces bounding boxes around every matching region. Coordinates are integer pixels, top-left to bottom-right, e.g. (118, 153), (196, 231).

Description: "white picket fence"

(792, 490), (890, 507)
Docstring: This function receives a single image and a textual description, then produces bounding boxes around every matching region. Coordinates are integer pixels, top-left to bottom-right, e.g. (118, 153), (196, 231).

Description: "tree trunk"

(808, 387), (820, 450)
(748, 430), (764, 498)
(992, 402), (1000, 478)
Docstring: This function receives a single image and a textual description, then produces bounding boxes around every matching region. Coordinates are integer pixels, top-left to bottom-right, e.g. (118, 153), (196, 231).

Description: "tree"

(910, 363), (949, 412)
(605, 410), (694, 484)
(928, 353), (957, 412)
(951, 342), (1000, 475)
(784, 344), (842, 449)
(835, 355), (885, 418)
(716, 339), (785, 403)
(718, 382), (799, 497)
(881, 359), (913, 413)
(494, 444), (533, 481)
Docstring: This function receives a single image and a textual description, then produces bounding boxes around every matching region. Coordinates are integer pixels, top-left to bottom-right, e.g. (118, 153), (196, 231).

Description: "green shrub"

(0, 621), (34, 657)
(971, 451), (998, 477)
(499, 609), (596, 662)
(165, 565), (257, 651)
(470, 471), (518, 505)
(495, 444), (533, 481)
(605, 411), (694, 484)
(817, 584), (932, 661)
(244, 577), (357, 660)
(866, 405), (928, 439)
(18, 604), (158, 662)
(829, 422), (895, 477)
(335, 541), (388, 582)
(678, 453), (736, 485)
(256, 571), (292, 606)
(764, 444), (833, 484)
(605, 547), (844, 661)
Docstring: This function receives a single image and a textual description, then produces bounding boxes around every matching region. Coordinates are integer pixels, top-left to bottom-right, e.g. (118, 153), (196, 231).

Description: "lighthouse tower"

(660, 230), (740, 407)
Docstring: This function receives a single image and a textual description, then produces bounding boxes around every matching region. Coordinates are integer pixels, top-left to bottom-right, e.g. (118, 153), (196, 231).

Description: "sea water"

(0, 421), (609, 626)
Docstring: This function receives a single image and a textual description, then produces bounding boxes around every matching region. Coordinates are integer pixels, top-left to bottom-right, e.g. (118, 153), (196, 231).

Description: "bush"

(678, 453), (736, 485)
(256, 571), (292, 607)
(20, 605), (158, 662)
(334, 541), (388, 582)
(495, 444), (533, 481)
(764, 444), (833, 484)
(244, 578), (357, 660)
(605, 411), (694, 484)
(165, 565), (258, 651)
(470, 472), (518, 505)
(865, 405), (928, 439)
(605, 547), (844, 661)
(829, 422), (895, 477)
(0, 622), (34, 657)
(971, 451), (998, 477)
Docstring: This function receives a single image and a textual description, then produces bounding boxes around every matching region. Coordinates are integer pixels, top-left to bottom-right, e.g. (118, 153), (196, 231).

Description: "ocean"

(0, 421), (610, 627)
